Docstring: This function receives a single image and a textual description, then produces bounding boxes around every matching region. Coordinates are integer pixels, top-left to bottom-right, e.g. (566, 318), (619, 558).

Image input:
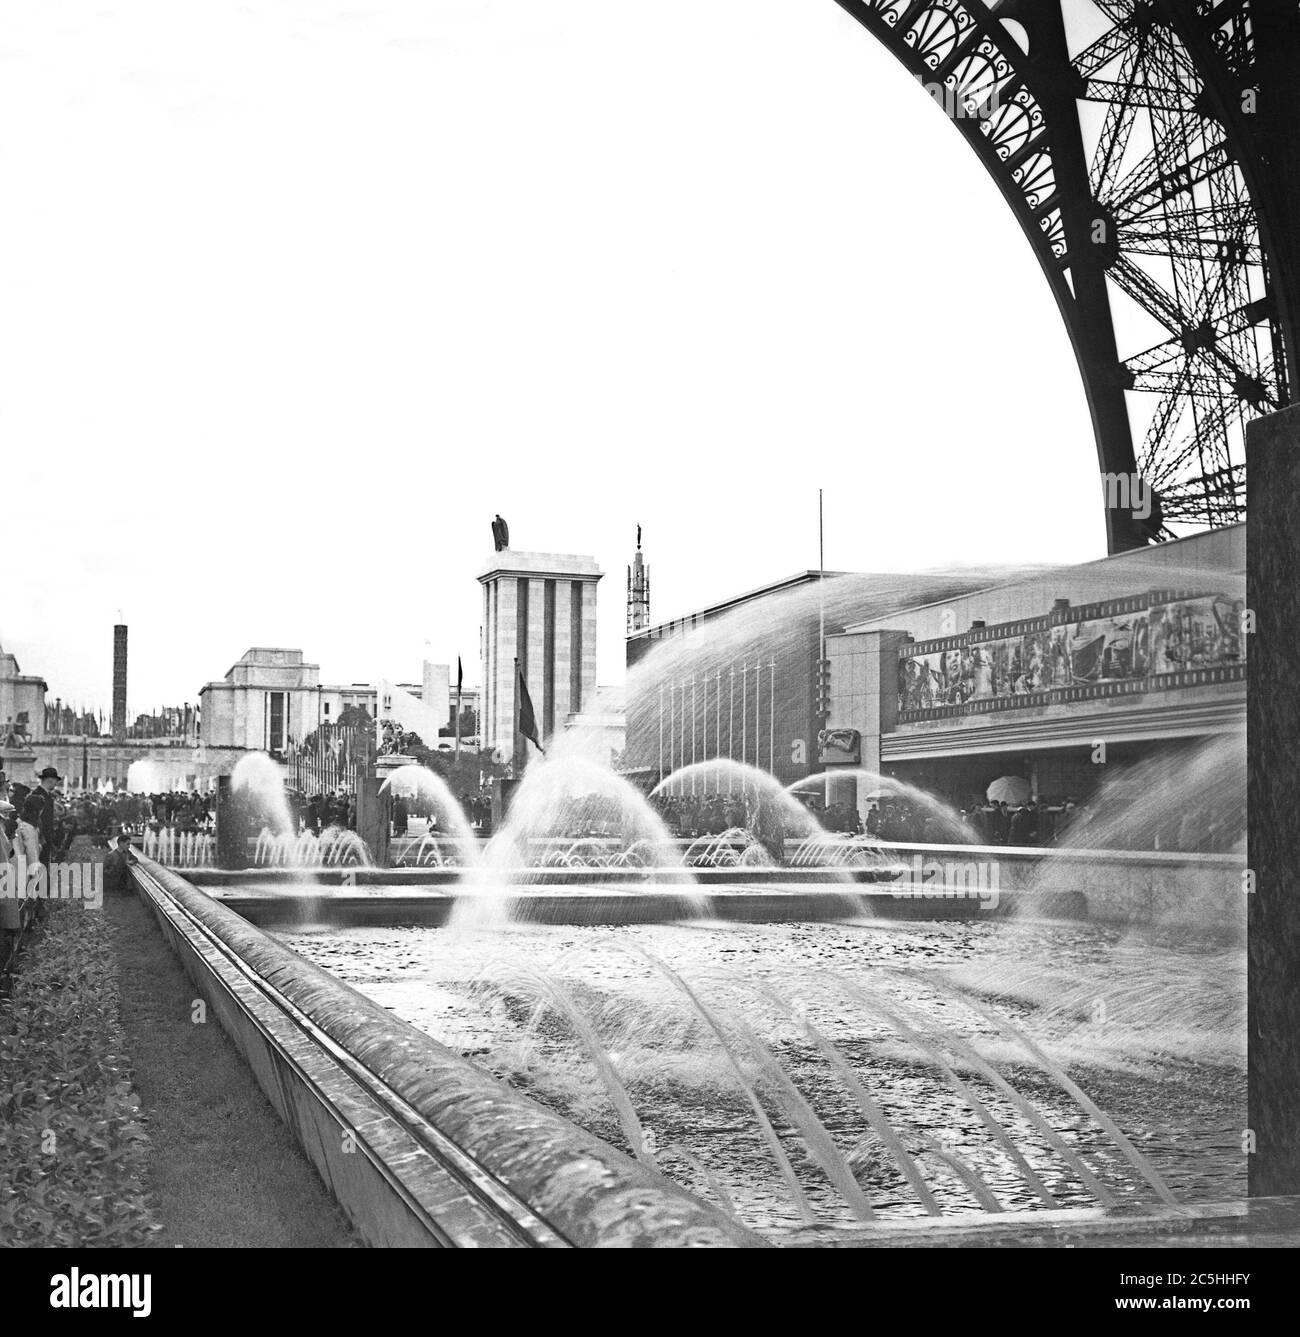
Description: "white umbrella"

(987, 775), (1030, 805)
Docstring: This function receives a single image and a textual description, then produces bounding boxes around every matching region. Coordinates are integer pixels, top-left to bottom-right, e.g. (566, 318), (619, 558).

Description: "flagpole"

(715, 670), (722, 768)
(819, 487), (826, 666)
(513, 656), (522, 778)
(728, 667), (735, 762)
(769, 658), (776, 775)
(455, 658), (462, 762)
(658, 682), (665, 786)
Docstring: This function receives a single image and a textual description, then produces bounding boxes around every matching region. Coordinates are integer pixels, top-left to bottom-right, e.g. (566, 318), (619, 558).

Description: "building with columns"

(198, 648), (322, 757)
(198, 648), (472, 756)
(479, 550), (602, 763)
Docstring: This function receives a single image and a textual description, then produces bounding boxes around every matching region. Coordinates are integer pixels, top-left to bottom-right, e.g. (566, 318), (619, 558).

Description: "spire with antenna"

(627, 525), (650, 634)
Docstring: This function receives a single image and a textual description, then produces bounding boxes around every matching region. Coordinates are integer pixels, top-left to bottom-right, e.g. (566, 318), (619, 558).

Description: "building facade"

(0, 645), (47, 747)
(198, 647), (475, 758)
(623, 530), (1245, 816)
(479, 550), (602, 761)
(8, 738), (248, 792)
(198, 648), (323, 756)
(823, 526), (1245, 811)
(623, 571), (834, 790)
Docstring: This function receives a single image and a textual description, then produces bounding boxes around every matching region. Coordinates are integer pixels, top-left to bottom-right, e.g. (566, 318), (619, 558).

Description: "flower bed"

(0, 907), (162, 1246)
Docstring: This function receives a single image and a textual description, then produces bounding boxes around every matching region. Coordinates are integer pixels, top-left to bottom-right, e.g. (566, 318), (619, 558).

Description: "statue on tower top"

(491, 514), (510, 552)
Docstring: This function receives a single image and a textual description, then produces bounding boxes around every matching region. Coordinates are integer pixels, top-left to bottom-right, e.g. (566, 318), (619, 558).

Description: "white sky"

(0, 0), (1107, 715)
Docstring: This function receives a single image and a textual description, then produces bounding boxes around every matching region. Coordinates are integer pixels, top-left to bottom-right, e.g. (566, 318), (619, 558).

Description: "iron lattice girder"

(1160, 457), (1246, 508)
(1103, 141), (1232, 221)
(1130, 369), (1254, 395)
(831, 0), (1295, 543)
(1125, 300), (1275, 375)
(1107, 255), (1276, 407)
(1119, 204), (1260, 258)
(1083, 77), (1200, 112)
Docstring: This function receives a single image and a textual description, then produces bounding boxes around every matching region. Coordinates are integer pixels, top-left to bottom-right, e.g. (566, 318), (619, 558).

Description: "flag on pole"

(454, 657), (464, 759)
(517, 664), (543, 753)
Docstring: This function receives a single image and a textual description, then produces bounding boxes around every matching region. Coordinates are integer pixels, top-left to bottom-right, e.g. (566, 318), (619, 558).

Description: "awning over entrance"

(881, 698), (1244, 763)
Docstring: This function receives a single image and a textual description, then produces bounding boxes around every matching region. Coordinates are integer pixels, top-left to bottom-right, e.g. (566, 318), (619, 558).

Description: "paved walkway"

(88, 841), (356, 1247)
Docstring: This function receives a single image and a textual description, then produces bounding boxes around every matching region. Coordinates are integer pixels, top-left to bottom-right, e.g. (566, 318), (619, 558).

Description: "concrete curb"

(129, 856), (766, 1248)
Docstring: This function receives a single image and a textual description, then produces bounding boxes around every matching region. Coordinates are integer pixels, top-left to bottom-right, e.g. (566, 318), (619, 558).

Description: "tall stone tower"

(479, 548), (602, 765)
(112, 624), (128, 741)
(627, 525), (650, 634)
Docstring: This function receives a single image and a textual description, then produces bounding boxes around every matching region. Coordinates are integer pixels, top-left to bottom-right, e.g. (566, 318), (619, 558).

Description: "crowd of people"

(0, 769), (143, 938)
(953, 799), (1076, 847)
(0, 767), (66, 870)
(648, 790), (1087, 848)
(0, 771), (214, 856)
(304, 777), (1239, 855)
(0, 764), (1238, 875)
(282, 787), (495, 839)
(653, 791), (868, 839)
(387, 792), (492, 837)
(652, 793), (753, 838)
(79, 789), (212, 839)
(646, 791), (1087, 847)
(945, 795), (1239, 852)
(647, 792), (798, 857)
(857, 795), (1087, 846)
(294, 791), (357, 834)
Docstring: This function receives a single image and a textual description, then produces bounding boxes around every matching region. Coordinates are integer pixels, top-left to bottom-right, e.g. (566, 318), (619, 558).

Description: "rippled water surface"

(277, 913), (1244, 1241)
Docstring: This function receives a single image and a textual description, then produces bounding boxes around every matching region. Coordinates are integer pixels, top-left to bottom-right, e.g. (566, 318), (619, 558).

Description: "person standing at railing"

(103, 833), (136, 897)
(31, 767), (60, 868)
(1008, 803), (1032, 847)
(990, 800), (1010, 845)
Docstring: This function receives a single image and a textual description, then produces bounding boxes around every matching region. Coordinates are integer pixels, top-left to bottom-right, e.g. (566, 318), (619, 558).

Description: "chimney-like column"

(112, 624), (128, 741)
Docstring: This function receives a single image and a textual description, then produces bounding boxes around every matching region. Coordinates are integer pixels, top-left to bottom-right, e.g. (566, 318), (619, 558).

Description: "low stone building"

(0, 643), (47, 749)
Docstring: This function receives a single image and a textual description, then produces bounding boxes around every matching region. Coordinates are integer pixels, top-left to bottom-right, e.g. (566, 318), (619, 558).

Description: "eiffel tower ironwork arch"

(833, 0), (1300, 550)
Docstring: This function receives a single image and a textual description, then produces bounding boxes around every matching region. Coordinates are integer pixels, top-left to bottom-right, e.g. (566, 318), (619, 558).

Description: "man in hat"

(32, 767), (61, 867)
(0, 798), (14, 865)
